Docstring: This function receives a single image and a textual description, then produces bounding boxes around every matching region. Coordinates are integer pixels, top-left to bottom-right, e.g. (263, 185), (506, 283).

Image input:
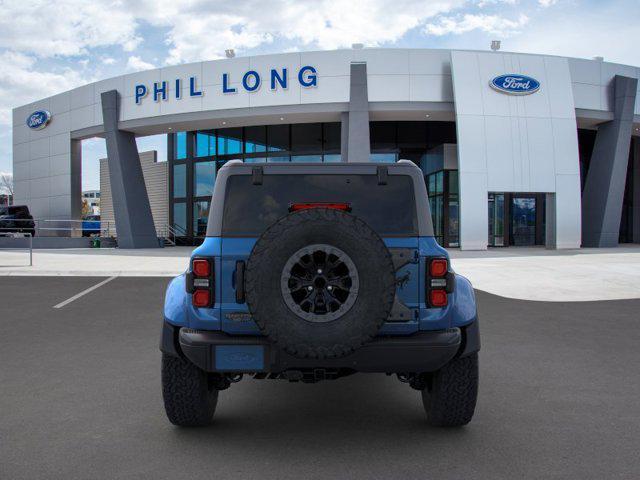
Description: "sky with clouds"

(1, 0), (639, 191)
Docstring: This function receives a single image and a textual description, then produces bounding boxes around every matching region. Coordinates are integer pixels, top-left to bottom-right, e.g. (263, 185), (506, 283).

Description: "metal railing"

(158, 223), (189, 246)
(0, 232), (33, 266)
(0, 218), (114, 237)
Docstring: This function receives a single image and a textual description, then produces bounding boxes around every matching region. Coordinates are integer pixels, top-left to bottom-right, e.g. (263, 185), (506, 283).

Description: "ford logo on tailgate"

(490, 74), (540, 95)
(26, 110), (52, 130)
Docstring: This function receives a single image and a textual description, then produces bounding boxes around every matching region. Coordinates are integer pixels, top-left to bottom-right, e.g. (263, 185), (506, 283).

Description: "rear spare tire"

(245, 208), (395, 359)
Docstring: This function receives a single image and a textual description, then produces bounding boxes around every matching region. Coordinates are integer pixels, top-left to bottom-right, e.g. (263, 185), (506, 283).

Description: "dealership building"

(11, 48), (640, 249)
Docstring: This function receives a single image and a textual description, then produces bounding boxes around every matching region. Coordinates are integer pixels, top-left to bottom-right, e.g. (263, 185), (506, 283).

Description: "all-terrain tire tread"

(422, 353), (478, 427)
(161, 353), (218, 427)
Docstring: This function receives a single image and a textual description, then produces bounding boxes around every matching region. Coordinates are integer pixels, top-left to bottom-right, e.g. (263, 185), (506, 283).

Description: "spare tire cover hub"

(280, 244), (359, 323)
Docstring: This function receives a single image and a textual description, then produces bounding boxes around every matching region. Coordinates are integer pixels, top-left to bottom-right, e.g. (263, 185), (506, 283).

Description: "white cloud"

(0, 1), (141, 57)
(136, 0), (469, 64)
(538, 0), (558, 6)
(425, 13), (529, 36)
(126, 55), (155, 72)
(0, 51), (85, 124)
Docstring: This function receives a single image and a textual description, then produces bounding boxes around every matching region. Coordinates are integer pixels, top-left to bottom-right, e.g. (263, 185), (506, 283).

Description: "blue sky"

(1, 0), (639, 191)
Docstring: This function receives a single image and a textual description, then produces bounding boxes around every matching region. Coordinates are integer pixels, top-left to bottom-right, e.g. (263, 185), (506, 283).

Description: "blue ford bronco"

(161, 160), (479, 427)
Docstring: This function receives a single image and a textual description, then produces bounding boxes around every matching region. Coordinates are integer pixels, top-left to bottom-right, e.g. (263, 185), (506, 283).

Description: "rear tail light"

(192, 289), (211, 308)
(426, 257), (454, 308)
(289, 202), (351, 212)
(187, 257), (215, 308)
(192, 259), (210, 277)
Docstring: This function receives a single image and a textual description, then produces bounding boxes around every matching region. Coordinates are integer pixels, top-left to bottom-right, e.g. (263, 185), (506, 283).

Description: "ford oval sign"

(26, 110), (52, 130)
(490, 74), (540, 95)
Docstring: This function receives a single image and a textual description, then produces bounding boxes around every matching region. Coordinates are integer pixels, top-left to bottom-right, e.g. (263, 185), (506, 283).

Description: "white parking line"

(53, 276), (118, 309)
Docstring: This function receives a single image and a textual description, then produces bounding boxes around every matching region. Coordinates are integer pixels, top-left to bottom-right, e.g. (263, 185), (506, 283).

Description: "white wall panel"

(13, 124), (30, 144)
(455, 114), (487, 173)
(301, 50), (352, 77)
(70, 84), (94, 110)
(569, 58), (601, 85)
(459, 172), (488, 250)
(201, 84), (250, 110)
(450, 52), (483, 116)
(94, 77), (125, 104)
(571, 82), (600, 110)
(300, 76), (349, 104)
(202, 57), (250, 87)
(50, 195), (72, 217)
(353, 49), (409, 75)
(368, 75), (410, 102)
(13, 162), (30, 182)
(28, 197), (50, 218)
(70, 105), (96, 130)
(123, 68), (162, 98)
(452, 50), (581, 249)
(29, 177), (50, 199)
(28, 157), (50, 179)
(409, 50), (451, 75)
(526, 117), (556, 192)
(551, 118), (580, 175)
(484, 115), (513, 190)
(555, 174), (582, 248)
(13, 142), (29, 163)
(49, 92), (71, 115)
(409, 75), (453, 102)
(30, 137), (50, 160)
(49, 153), (71, 177)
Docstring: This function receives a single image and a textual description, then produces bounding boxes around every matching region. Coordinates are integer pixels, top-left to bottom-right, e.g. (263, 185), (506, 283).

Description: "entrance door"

(488, 193), (505, 246)
(510, 196), (537, 246)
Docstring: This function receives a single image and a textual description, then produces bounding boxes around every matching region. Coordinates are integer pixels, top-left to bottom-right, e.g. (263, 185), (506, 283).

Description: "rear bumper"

(161, 320), (479, 374)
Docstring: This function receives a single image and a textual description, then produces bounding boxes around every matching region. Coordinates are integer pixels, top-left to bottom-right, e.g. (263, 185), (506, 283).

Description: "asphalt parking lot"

(1, 277), (639, 480)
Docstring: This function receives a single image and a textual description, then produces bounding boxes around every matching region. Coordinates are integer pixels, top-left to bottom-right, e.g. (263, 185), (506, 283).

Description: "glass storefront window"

(245, 126), (267, 153)
(323, 154), (341, 162)
(370, 122), (396, 150)
(244, 157), (266, 163)
(217, 128), (242, 155)
(173, 202), (187, 234)
(267, 156), (290, 162)
(193, 201), (210, 237)
(175, 132), (187, 160)
(194, 161), (215, 197)
(291, 123), (322, 152)
(268, 125), (289, 151)
(173, 163), (186, 198)
(195, 131), (215, 157)
(323, 123), (341, 152)
(291, 155), (322, 162)
(370, 153), (397, 163)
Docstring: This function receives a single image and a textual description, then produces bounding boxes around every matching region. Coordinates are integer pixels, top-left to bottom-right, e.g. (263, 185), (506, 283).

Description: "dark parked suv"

(161, 161), (480, 427)
(0, 205), (36, 236)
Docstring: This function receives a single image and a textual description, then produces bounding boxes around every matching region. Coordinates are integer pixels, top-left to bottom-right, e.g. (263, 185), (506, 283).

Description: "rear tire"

(422, 353), (478, 427)
(161, 353), (218, 427)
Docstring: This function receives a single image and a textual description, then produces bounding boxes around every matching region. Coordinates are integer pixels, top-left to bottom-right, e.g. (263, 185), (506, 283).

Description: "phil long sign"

(490, 74), (540, 95)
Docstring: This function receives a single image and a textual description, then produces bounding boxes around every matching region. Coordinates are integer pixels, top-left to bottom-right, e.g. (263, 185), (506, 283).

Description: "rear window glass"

(221, 174), (417, 236)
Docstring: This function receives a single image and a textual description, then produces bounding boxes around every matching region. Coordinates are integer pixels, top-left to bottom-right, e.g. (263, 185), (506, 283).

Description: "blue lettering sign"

(490, 74), (540, 95)
(242, 70), (261, 92)
(270, 68), (287, 90)
(222, 73), (236, 94)
(135, 85), (148, 104)
(175, 79), (181, 99)
(190, 76), (202, 97)
(298, 66), (317, 87)
(153, 81), (168, 102)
